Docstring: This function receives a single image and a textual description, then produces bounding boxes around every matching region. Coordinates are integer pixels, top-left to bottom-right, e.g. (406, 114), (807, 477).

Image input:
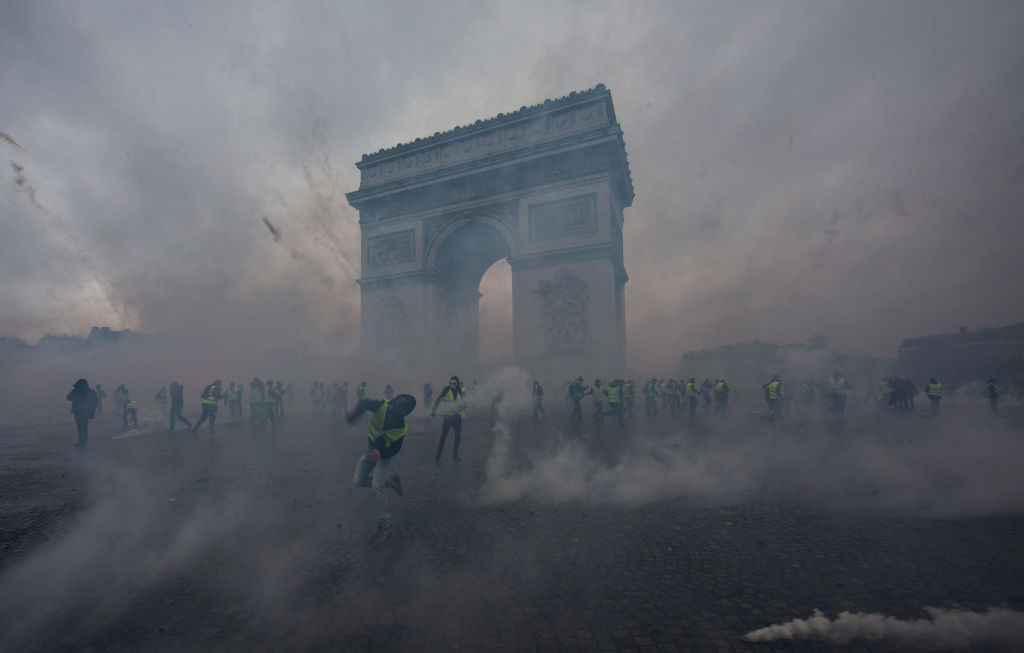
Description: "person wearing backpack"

(66, 378), (99, 447)
(192, 380), (223, 434)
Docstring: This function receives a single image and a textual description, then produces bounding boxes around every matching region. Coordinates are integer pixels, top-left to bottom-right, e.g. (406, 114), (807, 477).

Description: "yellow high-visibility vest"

(368, 400), (408, 446)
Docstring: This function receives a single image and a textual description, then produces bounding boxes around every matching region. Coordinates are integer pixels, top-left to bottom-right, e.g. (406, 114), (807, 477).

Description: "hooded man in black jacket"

(66, 378), (99, 447)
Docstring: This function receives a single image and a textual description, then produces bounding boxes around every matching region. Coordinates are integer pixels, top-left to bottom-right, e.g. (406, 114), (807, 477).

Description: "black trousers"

(436, 415), (462, 460)
(193, 405), (218, 432)
(570, 399), (582, 422)
(74, 413), (90, 444)
(170, 404), (192, 431)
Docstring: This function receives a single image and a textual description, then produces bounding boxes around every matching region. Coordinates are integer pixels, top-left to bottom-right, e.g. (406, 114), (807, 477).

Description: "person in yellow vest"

(348, 393), (416, 544)
(763, 375), (783, 422)
(431, 376), (467, 463)
(605, 379), (625, 426)
(192, 380), (222, 434)
(123, 398), (138, 429)
(713, 379), (730, 414)
(685, 378), (699, 418)
(925, 378), (942, 413)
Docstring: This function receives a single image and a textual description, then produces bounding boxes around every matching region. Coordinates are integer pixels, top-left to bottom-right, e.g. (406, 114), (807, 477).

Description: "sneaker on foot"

(368, 525), (390, 544)
(385, 474), (404, 496)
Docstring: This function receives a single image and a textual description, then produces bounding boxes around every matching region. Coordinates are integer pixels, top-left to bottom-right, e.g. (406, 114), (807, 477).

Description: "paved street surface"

(2, 396), (1023, 652)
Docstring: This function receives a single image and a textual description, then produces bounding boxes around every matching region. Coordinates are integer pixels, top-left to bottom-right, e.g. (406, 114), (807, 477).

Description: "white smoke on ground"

(744, 607), (1024, 650)
(477, 406), (1024, 516)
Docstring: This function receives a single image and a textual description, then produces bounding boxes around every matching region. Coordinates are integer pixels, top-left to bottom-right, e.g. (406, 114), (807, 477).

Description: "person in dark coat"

(66, 378), (99, 447)
(169, 381), (192, 432)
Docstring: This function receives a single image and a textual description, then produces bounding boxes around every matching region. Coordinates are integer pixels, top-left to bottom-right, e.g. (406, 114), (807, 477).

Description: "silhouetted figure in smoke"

(926, 378), (942, 413)
(701, 379), (713, 413)
(824, 370), (850, 423)
(985, 378), (1000, 414)
(114, 384), (130, 419)
(226, 382), (242, 418)
(623, 379), (636, 418)
(348, 393), (415, 544)
(168, 381), (192, 432)
(264, 379), (280, 422)
(276, 381), (287, 417)
(589, 379), (605, 422)
(66, 378), (99, 447)
(891, 377), (914, 412)
(763, 375), (784, 422)
(339, 381), (349, 414)
(192, 380), (222, 434)
(569, 376), (587, 422)
(249, 378), (273, 432)
(431, 376), (467, 463)
(423, 383), (433, 416)
(532, 380), (546, 420)
(644, 378), (659, 416)
(154, 386), (168, 413)
(94, 384), (106, 415)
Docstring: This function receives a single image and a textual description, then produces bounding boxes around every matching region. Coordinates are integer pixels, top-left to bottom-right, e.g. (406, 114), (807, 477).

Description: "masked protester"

(347, 393), (416, 544)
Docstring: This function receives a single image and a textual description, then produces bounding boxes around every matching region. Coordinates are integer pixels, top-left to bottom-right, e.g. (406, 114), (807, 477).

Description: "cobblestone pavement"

(1, 400), (1023, 651)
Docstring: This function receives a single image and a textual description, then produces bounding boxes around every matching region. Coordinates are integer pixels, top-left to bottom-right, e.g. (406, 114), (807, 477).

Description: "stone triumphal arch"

(346, 85), (634, 378)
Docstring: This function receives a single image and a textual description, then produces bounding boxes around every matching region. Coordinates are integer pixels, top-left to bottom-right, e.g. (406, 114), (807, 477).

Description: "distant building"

(679, 336), (888, 386)
(897, 324), (1024, 383)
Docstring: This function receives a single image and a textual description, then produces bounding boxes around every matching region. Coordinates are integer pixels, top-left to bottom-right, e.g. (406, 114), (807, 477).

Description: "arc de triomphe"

(346, 84), (633, 379)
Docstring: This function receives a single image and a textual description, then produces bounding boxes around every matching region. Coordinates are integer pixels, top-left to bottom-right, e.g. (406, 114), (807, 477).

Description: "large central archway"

(428, 218), (512, 371)
(347, 85), (634, 379)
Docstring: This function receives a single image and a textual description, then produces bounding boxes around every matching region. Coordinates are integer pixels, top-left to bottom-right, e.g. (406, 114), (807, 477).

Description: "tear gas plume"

(7, 160), (133, 332)
(744, 607), (1024, 650)
(261, 215), (281, 241)
(478, 404), (1024, 517)
(1, 130), (28, 154)
(261, 214), (335, 289)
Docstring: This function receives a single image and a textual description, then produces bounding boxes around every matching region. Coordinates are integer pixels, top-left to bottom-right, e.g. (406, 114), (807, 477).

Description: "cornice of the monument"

(351, 84), (634, 206)
(359, 84), (614, 163)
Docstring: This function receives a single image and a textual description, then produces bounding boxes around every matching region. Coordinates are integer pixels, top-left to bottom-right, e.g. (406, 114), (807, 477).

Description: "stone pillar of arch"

(346, 85), (634, 380)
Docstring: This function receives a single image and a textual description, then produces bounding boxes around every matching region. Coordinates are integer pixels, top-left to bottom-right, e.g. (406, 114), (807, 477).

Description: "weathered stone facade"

(346, 85), (633, 378)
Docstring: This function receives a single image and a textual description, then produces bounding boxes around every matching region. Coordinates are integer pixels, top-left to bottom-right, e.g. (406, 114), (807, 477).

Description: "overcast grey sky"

(3, 0), (1023, 371)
